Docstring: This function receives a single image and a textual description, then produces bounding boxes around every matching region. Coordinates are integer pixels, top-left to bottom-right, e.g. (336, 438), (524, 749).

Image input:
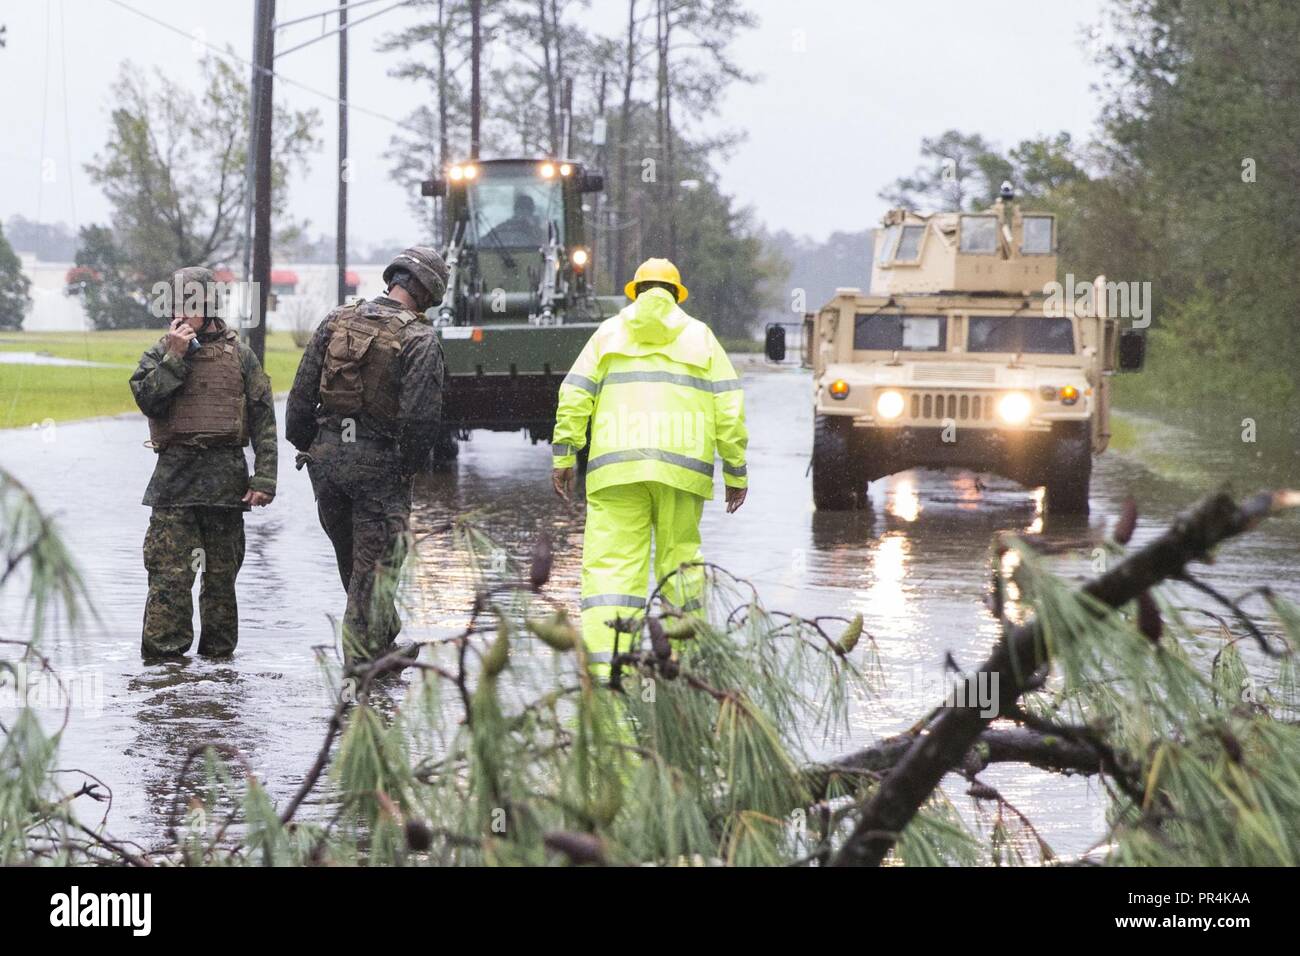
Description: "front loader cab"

(413, 156), (619, 465)
(422, 158), (604, 325)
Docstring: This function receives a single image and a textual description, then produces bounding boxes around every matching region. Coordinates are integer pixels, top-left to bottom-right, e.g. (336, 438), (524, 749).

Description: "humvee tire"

(1044, 433), (1091, 515)
(812, 414), (868, 510)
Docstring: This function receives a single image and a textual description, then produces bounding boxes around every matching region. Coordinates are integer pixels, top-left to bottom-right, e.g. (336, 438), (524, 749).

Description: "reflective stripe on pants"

(580, 481), (705, 657)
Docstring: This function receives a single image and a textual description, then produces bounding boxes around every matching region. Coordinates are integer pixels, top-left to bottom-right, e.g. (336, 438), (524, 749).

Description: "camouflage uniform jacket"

(130, 320), (278, 507)
(285, 296), (445, 476)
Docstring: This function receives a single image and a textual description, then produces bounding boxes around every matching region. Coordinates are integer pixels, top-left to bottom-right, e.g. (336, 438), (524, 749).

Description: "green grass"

(1, 328), (764, 427)
(718, 336), (762, 354)
(0, 330), (305, 428)
(1106, 412), (1140, 453)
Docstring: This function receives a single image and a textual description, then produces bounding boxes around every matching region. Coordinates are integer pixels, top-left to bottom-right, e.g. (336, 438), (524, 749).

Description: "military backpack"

(318, 301), (414, 425)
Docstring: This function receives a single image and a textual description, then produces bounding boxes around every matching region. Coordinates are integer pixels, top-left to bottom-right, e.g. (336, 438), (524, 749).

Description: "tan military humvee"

(766, 186), (1146, 514)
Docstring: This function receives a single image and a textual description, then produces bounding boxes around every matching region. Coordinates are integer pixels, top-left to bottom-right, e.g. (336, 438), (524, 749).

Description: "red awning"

(65, 266), (101, 284)
(270, 269), (299, 286)
(345, 270), (361, 286)
(212, 267), (236, 283)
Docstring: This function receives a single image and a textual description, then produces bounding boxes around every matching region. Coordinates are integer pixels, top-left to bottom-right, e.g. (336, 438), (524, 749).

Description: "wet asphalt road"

(1, 355), (1297, 856)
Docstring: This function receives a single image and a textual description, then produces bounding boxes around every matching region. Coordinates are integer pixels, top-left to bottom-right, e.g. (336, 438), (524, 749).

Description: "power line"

(103, 0), (423, 134)
(275, 0), (400, 32)
(275, 0), (415, 60)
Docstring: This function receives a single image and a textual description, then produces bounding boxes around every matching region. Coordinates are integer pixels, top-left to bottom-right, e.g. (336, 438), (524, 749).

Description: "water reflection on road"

(1, 356), (1296, 859)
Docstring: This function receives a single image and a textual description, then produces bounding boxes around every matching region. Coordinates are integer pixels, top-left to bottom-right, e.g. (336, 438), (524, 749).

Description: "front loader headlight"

(997, 392), (1032, 425)
(876, 389), (905, 419)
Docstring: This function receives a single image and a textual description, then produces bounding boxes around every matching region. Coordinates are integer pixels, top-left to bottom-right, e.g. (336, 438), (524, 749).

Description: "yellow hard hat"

(624, 257), (689, 302)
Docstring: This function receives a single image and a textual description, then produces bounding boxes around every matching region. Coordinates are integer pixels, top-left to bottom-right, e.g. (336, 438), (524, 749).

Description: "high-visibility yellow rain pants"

(580, 481), (706, 660)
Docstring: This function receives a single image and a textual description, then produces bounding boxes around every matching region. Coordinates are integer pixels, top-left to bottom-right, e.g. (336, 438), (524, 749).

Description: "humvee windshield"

(855, 313), (947, 351)
(968, 315), (1074, 354)
(469, 166), (565, 248)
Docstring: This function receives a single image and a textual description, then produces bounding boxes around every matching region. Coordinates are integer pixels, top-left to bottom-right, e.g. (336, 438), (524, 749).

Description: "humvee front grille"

(912, 364), (998, 384)
(910, 391), (994, 422)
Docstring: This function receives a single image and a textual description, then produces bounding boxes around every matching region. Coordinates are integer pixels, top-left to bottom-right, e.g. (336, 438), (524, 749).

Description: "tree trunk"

(336, 0), (348, 306)
(538, 0), (557, 154)
(613, 0), (637, 285)
(470, 0), (481, 160)
(552, 0), (565, 154)
(437, 0), (449, 243)
(661, 0), (675, 259)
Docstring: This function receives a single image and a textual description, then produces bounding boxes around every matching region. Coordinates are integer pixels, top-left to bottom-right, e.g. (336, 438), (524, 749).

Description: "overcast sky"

(1, 0), (1110, 249)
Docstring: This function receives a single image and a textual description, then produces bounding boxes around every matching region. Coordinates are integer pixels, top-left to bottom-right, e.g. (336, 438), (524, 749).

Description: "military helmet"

(383, 246), (450, 307)
(170, 266), (220, 320)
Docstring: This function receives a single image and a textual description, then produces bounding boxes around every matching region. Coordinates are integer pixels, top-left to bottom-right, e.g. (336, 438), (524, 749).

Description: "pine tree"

(0, 223), (31, 331)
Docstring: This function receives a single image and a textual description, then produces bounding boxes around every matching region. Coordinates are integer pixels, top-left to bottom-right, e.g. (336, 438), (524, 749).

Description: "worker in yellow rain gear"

(551, 258), (748, 664)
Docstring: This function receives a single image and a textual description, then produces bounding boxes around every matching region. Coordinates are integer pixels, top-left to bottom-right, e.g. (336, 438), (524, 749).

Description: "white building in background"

(16, 255), (389, 333)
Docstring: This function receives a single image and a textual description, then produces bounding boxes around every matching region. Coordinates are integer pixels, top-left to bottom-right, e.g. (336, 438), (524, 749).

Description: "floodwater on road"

(1, 356), (1297, 858)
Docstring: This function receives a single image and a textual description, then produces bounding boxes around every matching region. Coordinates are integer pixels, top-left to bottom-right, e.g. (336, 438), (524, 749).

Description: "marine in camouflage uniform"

(286, 247), (447, 669)
(130, 267), (278, 660)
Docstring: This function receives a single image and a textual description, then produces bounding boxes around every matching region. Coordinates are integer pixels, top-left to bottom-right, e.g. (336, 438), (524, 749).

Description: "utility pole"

(336, 0), (348, 307)
(470, 0), (481, 160)
(242, 12), (260, 286)
(249, 0), (276, 364)
(593, 70), (607, 285)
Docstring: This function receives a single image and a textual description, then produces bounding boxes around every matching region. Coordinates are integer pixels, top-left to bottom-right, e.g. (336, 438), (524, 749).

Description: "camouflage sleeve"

(285, 316), (333, 451)
(242, 347), (278, 497)
(129, 341), (188, 418)
(396, 329), (445, 476)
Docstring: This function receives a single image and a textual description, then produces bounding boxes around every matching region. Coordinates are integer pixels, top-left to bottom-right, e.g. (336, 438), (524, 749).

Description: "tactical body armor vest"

(148, 328), (248, 449)
(318, 301), (414, 426)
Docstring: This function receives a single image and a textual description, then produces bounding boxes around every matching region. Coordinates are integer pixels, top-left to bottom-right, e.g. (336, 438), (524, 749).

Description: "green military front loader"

(418, 157), (623, 466)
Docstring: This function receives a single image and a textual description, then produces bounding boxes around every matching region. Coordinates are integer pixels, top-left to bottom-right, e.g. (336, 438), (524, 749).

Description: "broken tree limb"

(808, 725), (1102, 798)
(831, 489), (1296, 867)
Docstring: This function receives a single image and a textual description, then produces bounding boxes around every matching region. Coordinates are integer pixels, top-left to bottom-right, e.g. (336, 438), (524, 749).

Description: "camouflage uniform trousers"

(142, 506), (246, 658)
(306, 432), (413, 667)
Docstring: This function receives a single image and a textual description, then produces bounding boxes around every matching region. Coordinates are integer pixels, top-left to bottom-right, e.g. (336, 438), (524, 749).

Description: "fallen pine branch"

(809, 724), (1103, 798)
(831, 489), (1298, 867)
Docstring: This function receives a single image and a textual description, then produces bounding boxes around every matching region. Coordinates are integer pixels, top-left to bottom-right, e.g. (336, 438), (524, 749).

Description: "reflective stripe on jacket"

(551, 288), (748, 498)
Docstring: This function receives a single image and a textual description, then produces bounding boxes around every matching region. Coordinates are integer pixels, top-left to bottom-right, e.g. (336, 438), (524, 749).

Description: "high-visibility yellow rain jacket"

(551, 288), (748, 498)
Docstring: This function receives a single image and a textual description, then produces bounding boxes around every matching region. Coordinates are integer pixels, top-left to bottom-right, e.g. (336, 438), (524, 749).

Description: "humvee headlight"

(539, 162), (557, 178)
(560, 163), (573, 177)
(829, 379), (851, 401)
(449, 165), (465, 181)
(463, 164), (478, 180)
(876, 389), (904, 419)
(570, 247), (589, 268)
(1059, 384), (1079, 405)
(997, 392), (1032, 424)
